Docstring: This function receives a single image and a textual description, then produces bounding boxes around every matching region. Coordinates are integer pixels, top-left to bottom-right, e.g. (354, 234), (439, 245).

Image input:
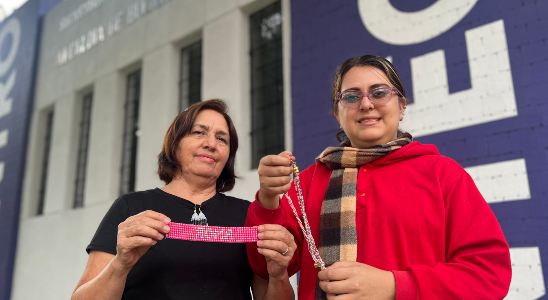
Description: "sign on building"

(0, 0), (57, 299)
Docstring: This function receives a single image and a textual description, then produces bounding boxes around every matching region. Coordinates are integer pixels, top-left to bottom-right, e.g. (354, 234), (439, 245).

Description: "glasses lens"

(369, 88), (392, 105)
(340, 91), (362, 107)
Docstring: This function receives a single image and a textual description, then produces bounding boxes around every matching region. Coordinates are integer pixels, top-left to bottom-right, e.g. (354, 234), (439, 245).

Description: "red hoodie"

(245, 142), (511, 299)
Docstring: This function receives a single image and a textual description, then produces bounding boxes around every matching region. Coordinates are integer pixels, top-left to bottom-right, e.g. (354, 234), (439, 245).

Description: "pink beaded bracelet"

(166, 223), (258, 243)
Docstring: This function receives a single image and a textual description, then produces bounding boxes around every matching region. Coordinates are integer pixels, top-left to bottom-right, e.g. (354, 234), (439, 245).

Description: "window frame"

(179, 40), (203, 111)
(119, 69), (142, 196)
(249, 0), (285, 169)
(37, 109), (55, 215)
(73, 92), (93, 208)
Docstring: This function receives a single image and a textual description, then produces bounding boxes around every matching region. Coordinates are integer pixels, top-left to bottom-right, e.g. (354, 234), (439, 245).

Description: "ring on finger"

(281, 246), (289, 256)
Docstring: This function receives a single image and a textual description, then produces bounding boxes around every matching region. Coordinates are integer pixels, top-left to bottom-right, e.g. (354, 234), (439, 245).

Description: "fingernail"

(257, 240), (264, 246)
(258, 233), (264, 238)
(164, 225), (170, 232)
(158, 234), (164, 240)
(152, 240), (158, 245)
(258, 225), (264, 231)
(164, 218), (171, 224)
(289, 155), (295, 159)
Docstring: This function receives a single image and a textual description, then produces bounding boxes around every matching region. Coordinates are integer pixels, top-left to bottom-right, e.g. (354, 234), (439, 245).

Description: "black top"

(87, 188), (253, 300)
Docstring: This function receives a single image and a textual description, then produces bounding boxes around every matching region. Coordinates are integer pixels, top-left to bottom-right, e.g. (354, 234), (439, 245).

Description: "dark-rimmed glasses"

(337, 87), (399, 108)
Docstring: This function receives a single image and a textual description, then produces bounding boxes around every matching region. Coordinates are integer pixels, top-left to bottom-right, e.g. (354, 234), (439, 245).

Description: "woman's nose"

(203, 134), (217, 150)
(359, 95), (374, 110)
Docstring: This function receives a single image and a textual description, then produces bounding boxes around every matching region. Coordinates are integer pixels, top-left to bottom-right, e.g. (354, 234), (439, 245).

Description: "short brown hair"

(332, 55), (407, 141)
(158, 99), (238, 192)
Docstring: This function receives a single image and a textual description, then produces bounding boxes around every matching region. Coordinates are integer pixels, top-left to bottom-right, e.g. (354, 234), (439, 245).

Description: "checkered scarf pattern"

(314, 132), (412, 299)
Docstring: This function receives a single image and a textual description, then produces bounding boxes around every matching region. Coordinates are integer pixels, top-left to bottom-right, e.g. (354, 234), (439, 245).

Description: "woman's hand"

(317, 261), (396, 300)
(258, 151), (294, 209)
(256, 224), (297, 280)
(114, 210), (171, 272)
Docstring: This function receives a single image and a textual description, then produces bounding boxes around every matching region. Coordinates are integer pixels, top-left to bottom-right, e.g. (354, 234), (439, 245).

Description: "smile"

(358, 118), (381, 124)
(196, 154), (216, 162)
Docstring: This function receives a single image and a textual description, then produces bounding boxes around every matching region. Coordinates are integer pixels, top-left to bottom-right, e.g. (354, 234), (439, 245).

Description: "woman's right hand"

(257, 224), (297, 280)
(114, 210), (171, 271)
(258, 151), (295, 209)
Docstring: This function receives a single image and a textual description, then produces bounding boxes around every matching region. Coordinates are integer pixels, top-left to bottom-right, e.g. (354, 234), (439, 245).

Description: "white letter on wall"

(465, 159), (530, 203)
(0, 18), (21, 77)
(401, 20), (516, 137)
(506, 247), (546, 299)
(358, 0), (479, 45)
(0, 69), (16, 120)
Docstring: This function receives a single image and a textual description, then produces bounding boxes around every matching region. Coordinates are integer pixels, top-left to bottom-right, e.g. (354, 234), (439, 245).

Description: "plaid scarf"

(314, 132), (412, 299)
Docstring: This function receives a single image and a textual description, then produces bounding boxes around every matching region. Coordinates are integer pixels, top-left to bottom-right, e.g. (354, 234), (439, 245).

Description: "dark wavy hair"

(157, 99), (238, 192)
(331, 55), (407, 142)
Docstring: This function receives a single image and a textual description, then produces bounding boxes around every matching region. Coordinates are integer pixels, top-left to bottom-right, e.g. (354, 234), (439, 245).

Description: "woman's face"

(177, 109), (230, 183)
(335, 66), (405, 149)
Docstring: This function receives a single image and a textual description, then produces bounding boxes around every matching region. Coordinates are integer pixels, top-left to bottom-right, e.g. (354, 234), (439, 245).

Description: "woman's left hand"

(317, 261), (396, 300)
(256, 224), (297, 280)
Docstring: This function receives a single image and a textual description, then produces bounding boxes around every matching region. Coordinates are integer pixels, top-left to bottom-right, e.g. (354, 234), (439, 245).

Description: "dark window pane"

(120, 70), (141, 196)
(250, 1), (284, 169)
(37, 110), (54, 215)
(179, 41), (202, 111)
(74, 93), (93, 208)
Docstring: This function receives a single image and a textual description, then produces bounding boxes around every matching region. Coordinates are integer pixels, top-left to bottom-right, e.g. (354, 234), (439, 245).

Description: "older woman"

(246, 55), (512, 299)
(72, 99), (295, 300)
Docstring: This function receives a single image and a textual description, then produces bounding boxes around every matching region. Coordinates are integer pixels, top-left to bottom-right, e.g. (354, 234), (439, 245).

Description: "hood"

(370, 141), (439, 167)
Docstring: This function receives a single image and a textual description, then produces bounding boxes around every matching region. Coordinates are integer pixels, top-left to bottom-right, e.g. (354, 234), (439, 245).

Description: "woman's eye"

(344, 95), (360, 102)
(217, 137), (227, 144)
(371, 89), (389, 99)
(193, 131), (205, 135)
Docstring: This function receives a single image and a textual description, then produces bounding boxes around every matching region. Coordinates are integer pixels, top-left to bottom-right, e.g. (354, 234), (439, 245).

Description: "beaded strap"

(166, 223), (258, 243)
(285, 160), (326, 270)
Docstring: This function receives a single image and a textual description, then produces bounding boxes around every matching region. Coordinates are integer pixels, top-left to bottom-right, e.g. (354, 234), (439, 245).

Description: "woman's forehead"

(342, 66), (390, 89)
(193, 110), (229, 132)
(192, 109), (230, 136)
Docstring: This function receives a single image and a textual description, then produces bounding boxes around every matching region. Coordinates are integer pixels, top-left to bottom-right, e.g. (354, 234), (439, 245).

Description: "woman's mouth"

(196, 154), (215, 162)
(358, 118), (381, 124)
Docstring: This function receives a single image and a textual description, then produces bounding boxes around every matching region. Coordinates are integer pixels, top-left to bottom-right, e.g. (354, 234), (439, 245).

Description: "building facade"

(11, 0), (292, 299)
(4, 0), (548, 299)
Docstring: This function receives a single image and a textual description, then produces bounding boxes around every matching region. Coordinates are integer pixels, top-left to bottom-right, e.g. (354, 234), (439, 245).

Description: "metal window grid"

(73, 93), (93, 208)
(120, 70), (141, 196)
(37, 110), (54, 215)
(250, 1), (284, 169)
(179, 40), (202, 111)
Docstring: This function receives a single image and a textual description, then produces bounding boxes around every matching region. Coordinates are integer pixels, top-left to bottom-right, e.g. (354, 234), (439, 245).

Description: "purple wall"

(291, 0), (548, 297)
(0, 0), (60, 299)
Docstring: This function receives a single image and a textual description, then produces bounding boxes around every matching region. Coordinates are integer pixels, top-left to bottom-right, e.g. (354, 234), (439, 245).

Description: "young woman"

(72, 99), (295, 300)
(247, 55), (511, 299)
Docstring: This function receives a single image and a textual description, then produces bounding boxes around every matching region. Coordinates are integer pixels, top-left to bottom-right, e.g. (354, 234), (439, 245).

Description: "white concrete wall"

(136, 44), (179, 191)
(12, 0), (294, 299)
(84, 73), (125, 206)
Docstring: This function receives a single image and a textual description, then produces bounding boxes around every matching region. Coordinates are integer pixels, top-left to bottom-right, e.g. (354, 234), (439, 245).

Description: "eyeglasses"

(337, 87), (399, 108)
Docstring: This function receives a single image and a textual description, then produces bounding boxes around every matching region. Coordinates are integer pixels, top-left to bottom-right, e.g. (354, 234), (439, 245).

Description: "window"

(37, 110), (54, 215)
(250, 1), (284, 169)
(73, 93), (93, 208)
(120, 70), (141, 196)
(179, 41), (202, 111)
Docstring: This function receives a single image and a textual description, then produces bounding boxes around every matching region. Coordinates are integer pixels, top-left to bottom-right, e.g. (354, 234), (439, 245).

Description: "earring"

(191, 204), (208, 225)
